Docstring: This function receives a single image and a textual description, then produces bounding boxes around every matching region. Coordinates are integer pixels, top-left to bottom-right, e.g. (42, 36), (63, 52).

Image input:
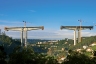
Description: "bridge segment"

(4, 26), (44, 47)
(60, 26), (93, 45)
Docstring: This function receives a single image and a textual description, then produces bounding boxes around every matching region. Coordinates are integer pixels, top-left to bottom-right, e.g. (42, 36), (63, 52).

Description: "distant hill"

(15, 39), (51, 44)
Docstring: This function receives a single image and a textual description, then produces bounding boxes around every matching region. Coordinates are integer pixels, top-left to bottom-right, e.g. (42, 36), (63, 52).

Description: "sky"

(0, 0), (96, 40)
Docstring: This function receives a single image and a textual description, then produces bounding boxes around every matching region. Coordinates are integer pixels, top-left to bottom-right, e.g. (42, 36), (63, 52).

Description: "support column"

(21, 29), (23, 46)
(74, 29), (76, 45)
(24, 28), (27, 47)
(78, 29), (80, 43)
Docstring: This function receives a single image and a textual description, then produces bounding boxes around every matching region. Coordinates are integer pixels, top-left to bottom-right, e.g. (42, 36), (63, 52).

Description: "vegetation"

(0, 46), (7, 64)
(0, 34), (12, 45)
(57, 39), (73, 50)
(0, 45), (58, 64)
(0, 34), (58, 64)
(62, 50), (95, 64)
(91, 45), (96, 50)
(1, 33), (96, 64)
(68, 36), (96, 50)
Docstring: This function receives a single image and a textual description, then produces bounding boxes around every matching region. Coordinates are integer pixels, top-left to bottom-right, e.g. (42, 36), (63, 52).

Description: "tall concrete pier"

(60, 26), (93, 45)
(5, 26), (44, 47)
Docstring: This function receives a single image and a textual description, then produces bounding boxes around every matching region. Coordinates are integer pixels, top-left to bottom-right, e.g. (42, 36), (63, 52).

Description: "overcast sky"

(0, 0), (96, 40)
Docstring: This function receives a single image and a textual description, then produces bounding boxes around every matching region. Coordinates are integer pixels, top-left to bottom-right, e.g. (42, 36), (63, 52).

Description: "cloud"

(5, 31), (20, 38)
(82, 31), (96, 37)
(4, 29), (75, 40)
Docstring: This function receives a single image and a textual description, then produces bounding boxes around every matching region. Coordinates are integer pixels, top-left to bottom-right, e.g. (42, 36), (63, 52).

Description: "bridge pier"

(74, 29), (76, 45)
(21, 29), (23, 46)
(61, 26), (93, 45)
(5, 26), (44, 47)
(78, 29), (81, 43)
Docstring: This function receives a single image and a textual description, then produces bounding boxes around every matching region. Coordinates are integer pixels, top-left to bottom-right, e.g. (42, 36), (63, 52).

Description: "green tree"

(8, 46), (58, 64)
(0, 46), (7, 64)
(0, 34), (12, 45)
(63, 50), (91, 64)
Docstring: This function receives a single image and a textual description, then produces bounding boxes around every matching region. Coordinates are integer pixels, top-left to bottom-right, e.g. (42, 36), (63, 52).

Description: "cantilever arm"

(60, 26), (93, 30)
(4, 27), (23, 31)
(4, 26), (44, 31)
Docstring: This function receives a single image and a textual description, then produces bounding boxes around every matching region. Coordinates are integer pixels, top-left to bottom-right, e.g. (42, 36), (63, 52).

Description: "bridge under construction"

(4, 22), (93, 47)
(4, 26), (44, 47)
(60, 26), (93, 45)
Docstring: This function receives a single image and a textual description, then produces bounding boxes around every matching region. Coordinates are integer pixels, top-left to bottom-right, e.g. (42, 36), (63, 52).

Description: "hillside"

(69, 36), (96, 50)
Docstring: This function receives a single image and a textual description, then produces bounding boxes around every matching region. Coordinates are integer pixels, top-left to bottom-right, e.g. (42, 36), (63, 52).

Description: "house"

(86, 47), (93, 52)
(90, 43), (96, 46)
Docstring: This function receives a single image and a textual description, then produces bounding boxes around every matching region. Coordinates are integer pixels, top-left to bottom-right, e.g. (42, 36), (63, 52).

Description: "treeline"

(16, 39), (50, 44)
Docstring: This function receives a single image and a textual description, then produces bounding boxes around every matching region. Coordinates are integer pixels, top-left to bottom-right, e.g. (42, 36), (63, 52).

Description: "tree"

(93, 50), (96, 56)
(0, 46), (7, 64)
(63, 50), (91, 64)
(8, 46), (58, 64)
